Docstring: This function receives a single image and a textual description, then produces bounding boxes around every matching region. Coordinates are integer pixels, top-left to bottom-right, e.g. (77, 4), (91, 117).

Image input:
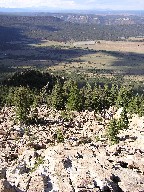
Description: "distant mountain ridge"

(0, 7), (144, 15)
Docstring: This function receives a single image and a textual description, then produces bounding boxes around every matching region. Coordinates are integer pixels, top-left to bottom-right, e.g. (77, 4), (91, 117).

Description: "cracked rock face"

(0, 106), (144, 192)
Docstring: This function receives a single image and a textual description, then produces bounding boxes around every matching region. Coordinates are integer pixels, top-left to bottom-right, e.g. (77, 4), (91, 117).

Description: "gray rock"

(0, 179), (16, 192)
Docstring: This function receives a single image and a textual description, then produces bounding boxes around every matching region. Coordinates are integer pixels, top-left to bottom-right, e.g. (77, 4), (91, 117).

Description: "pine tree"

(116, 86), (132, 108)
(139, 99), (144, 117)
(92, 85), (101, 113)
(127, 96), (135, 115)
(128, 94), (144, 117)
(66, 81), (82, 111)
(83, 82), (93, 110)
(56, 129), (64, 143)
(13, 86), (33, 124)
(51, 81), (65, 110)
(103, 84), (112, 109)
(6, 86), (16, 106)
(118, 107), (129, 130)
(92, 84), (111, 115)
(107, 118), (119, 144)
(110, 84), (119, 106)
(134, 95), (141, 114)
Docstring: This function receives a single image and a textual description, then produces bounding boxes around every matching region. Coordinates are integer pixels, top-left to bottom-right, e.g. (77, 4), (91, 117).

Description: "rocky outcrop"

(0, 106), (144, 191)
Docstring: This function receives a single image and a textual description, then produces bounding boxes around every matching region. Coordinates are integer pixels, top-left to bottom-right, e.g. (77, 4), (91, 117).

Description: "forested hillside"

(1, 70), (143, 120)
(0, 15), (144, 43)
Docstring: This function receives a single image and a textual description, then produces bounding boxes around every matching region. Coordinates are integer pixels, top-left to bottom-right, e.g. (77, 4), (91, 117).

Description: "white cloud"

(0, 0), (77, 9)
(0, 0), (144, 10)
(84, 0), (144, 10)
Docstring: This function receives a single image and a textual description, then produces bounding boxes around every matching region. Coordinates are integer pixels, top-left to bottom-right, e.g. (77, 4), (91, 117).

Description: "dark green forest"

(0, 70), (143, 120)
(0, 15), (144, 44)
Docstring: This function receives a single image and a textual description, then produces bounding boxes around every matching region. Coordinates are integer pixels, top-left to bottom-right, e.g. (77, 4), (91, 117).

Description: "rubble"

(0, 105), (144, 192)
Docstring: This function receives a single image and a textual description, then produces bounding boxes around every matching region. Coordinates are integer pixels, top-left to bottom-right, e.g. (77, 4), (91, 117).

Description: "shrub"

(118, 107), (129, 129)
(66, 81), (83, 111)
(60, 110), (74, 121)
(0, 86), (9, 107)
(57, 129), (64, 143)
(13, 86), (33, 124)
(51, 81), (65, 110)
(107, 108), (129, 144)
(107, 119), (119, 144)
(31, 156), (44, 172)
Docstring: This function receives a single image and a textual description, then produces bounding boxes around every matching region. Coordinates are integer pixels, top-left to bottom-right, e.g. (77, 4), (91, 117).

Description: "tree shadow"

(0, 22), (98, 76)
(42, 175), (54, 192)
(100, 50), (144, 75)
(36, 25), (60, 32)
(4, 46), (96, 62)
(4, 176), (53, 192)
(0, 26), (38, 51)
(0, 17), (144, 79)
(0, 40), (97, 78)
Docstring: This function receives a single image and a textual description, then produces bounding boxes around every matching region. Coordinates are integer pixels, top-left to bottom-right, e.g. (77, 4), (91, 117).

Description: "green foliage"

(66, 81), (83, 111)
(92, 84), (111, 114)
(107, 108), (129, 144)
(107, 119), (119, 144)
(31, 156), (44, 172)
(6, 86), (18, 106)
(139, 99), (144, 117)
(110, 84), (119, 106)
(4, 70), (56, 91)
(96, 116), (103, 122)
(0, 86), (9, 107)
(56, 129), (64, 143)
(95, 135), (100, 142)
(128, 94), (144, 117)
(83, 82), (93, 110)
(92, 85), (100, 113)
(1, 15), (144, 44)
(24, 127), (30, 136)
(116, 86), (133, 108)
(60, 110), (74, 121)
(51, 81), (65, 110)
(78, 136), (92, 144)
(118, 107), (129, 129)
(13, 86), (33, 124)
(0, 69), (143, 132)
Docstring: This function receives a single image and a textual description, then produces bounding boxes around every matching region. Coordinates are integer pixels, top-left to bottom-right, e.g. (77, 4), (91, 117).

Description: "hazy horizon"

(0, 8), (144, 15)
(0, 0), (144, 11)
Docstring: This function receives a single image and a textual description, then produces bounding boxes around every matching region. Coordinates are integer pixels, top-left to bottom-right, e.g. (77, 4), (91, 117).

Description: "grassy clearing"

(0, 40), (144, 82)
(46, 40), (144, 81)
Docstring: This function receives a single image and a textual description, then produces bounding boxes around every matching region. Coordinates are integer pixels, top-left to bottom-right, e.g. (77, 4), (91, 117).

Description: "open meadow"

(34, 40), (144, 82)
(0, 39), (144, 83)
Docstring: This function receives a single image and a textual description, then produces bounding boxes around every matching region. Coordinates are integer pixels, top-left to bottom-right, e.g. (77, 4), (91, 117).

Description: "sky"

(0, 0), (144, 10)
